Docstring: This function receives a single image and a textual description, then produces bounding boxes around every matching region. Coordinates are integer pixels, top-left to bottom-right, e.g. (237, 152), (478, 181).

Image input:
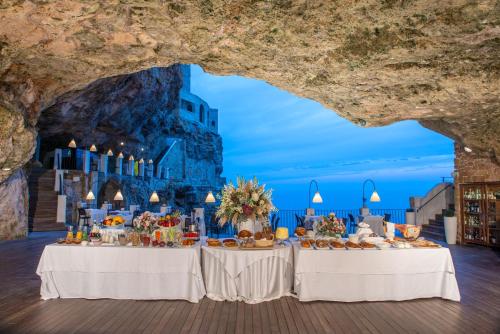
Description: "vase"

(131, 232), (140, 246)
(444, 216), (457, 245)
(238, 217), (262, 234)
(141, 234), (151, 247)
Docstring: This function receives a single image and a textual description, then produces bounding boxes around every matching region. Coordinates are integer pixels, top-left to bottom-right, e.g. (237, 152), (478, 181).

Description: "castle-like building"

(176, 65), (218, 133)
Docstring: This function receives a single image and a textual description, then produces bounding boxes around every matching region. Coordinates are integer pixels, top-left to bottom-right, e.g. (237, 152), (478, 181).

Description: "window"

(199, 105), (205, 123)
(181, 99), (194, 112)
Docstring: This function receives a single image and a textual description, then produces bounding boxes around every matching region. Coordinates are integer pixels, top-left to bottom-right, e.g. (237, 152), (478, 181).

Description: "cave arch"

(0, 1), (499, 239)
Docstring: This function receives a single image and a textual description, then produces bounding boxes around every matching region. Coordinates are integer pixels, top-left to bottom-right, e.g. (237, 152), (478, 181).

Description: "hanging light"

(68, 139), (77, 148)
(89, 144), (97, 152)
(148, 159), (153, 164)
(312, 191), (323, 204)
(107, 149), (113, 156)
(149, 191), (160, 203)
(129, 155), (134, 161)
(114, 190), (124, 201)
(370, 191), (381, 202)
(86, 190), (96, 200)
(118, 152), (124, 158)
(205, 191), (216, 203)
(139, 158), (144, 164)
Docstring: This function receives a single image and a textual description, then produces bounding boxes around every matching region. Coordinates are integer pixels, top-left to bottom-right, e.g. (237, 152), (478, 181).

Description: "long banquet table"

(292, 241), (460, 302)
(202, 242), (294, 304)
(37, 243), (206, 303)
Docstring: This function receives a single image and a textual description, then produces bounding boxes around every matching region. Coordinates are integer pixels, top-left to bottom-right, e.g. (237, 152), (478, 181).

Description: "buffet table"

(36, 243), (206, 303)
(292, 241), (460, 302)
(202, 243), (294, 304)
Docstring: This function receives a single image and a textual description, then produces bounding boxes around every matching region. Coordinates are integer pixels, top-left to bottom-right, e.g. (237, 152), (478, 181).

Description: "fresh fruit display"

(89, 232), (101, 241)
(157, 211), (182, 227)
(183, 231), (199, 239)
(103, 215), (125, 226)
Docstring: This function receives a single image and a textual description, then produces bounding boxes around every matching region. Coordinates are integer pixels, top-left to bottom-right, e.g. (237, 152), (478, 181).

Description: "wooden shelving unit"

(460, 182), (500, 247)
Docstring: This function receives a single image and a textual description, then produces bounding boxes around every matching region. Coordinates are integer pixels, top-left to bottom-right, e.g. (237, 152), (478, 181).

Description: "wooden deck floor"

(0, 232), (499, 334)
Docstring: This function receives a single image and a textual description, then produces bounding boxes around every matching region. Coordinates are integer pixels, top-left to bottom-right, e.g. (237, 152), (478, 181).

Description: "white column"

(99, 154), (108, 176)
(127, 158), (135, 176)
(138, 159), (145, 177)
(82, 150), (90, 174)
(147, 160), (154, 178)
(115, 157), (123, 175)
(53, 148), (62, 170)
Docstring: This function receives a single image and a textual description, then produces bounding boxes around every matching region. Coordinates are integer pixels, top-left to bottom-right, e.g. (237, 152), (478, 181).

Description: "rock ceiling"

(1, 0), (499, 184)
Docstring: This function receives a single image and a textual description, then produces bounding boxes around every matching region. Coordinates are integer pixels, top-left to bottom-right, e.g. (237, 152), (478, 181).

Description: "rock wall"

(454, 142), (500, 243)
(0, 1), (499, 237)
(38, 65), (223, 222)
(0, 170), (28, 240)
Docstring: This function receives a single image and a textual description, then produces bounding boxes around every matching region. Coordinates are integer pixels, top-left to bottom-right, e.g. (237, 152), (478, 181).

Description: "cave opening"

(25, 62), (461, 234)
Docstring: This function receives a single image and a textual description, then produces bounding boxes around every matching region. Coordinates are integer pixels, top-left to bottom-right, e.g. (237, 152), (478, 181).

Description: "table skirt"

(37, 244), (206, 303)
(295, 271), (460, 302)
(202, 247), (293, 304)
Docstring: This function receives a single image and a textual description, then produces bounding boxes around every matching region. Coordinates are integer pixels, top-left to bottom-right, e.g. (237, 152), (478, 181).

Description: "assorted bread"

(207, 238), (222, 247)
(238, 230), (252, 239)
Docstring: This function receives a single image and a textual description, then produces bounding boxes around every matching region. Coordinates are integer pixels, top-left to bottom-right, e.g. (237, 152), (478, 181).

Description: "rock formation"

(0, 170), (28, 239)
(0, 0), (499, 237)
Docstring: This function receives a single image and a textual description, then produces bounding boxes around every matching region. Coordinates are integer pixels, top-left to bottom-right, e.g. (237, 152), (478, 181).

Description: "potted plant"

(443, 209), (457, 245)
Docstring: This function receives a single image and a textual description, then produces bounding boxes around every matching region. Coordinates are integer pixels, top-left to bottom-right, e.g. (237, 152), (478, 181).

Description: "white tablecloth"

(85, 209), (107, 224)
(292, 242), (460, 302)
(202, 243), (294, 304)
(36, 244), (206, 303)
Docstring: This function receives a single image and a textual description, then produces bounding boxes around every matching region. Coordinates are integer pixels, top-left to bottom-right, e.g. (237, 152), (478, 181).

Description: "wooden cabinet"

(461, 182), (500, 247)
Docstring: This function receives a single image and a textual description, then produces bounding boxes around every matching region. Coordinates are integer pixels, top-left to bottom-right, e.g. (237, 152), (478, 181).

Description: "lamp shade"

(370, 191), (381, 202)
(86, 190), (95, 201)
(118, 152), (124, 158)
(139, 158), (144, 164)
(114, 190), (124, 201)
(89, 144), (97, 152)
(148, 159), (153, 164)
(68, 139), (77, 148)
(312, 191), (323, 204)
(149, 191), (160, 203)
(107, 149), (113, 156)
(205, 191), (216, 203)
(128, 155), (134, 161)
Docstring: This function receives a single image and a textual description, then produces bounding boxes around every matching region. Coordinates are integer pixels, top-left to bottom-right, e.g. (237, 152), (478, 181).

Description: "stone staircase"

(28, 168), (66, 231)
(421, 204), (454, 242)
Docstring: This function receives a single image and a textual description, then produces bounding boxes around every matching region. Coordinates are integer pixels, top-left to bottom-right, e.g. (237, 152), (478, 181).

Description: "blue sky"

(190, 65), (454, 210)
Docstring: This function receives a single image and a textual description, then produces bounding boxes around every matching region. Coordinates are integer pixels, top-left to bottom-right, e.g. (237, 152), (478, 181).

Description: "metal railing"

(210, 208), (407, 238)
(415, 183), (453, 213)
(273, 208), (406, 233)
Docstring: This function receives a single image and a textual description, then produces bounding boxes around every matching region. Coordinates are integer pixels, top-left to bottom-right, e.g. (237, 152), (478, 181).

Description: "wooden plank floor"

(0, 232), (499, 333)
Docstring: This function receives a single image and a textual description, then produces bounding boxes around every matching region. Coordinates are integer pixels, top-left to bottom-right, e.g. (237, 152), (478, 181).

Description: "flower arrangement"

(132, 211), (158, 234)
(216, 177), (276, 226)
(317, 212), (346, 238)
(157, 210), (181, 227)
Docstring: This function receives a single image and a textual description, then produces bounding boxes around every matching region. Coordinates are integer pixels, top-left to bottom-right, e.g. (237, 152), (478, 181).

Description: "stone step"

(428, 218), (444, 226)
(422, 224), (444, 234)
(30, 218), (58, 223)
(421, 230), (445, 242)
(31, 222), (66, 232)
